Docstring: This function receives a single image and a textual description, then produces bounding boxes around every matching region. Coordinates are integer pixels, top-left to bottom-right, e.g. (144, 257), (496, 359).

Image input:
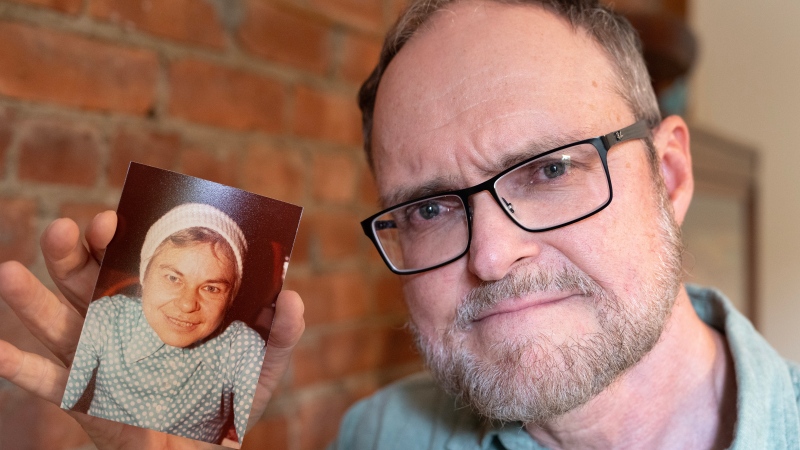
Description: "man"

(334, 0), (799, 448)
(61, 203), (265, 444)
(0, 0), (797, 449)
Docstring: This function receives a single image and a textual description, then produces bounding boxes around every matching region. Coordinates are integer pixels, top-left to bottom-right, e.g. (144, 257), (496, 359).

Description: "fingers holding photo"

(0, 338), (69, 405)
(247, 289), (305, 431)
(55, 164), (303, 446)
(41, 211), (117, 315)
(0, 260), (84, 366)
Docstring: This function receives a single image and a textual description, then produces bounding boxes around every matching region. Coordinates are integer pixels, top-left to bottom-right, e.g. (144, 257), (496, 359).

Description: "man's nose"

(467, 192), (542, 281)
(175, 289), (200, 313)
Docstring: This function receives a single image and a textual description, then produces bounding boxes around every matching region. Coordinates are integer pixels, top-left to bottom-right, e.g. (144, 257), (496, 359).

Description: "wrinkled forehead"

(371, 1), (629, 205)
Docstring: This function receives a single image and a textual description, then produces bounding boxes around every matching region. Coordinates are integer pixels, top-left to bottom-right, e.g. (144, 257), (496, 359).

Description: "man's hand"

(0, 211), (305, 449)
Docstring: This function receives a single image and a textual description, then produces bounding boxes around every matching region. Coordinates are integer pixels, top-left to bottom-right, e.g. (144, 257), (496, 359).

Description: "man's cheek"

(403, 277), (458, 335)
(402, 278), (436, 328)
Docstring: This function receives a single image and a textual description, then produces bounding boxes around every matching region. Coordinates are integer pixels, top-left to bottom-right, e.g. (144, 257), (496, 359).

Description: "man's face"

(371, 2), (683, 422)
(141, 241), (236, 348)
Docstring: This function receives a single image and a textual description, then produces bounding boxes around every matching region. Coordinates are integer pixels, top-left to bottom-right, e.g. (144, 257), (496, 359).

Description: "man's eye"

(417, 202), (441, 220)
(390, 196), (463, 230)
(543, 161), (568, 179)
(166, 274), (180, 283)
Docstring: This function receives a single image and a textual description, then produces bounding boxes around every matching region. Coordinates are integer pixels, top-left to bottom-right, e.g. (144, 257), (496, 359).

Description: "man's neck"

(524, 286), (737, 450)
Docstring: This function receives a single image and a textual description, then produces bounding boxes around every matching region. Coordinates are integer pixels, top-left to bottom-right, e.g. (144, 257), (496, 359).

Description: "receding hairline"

(359, 0), (661, 171)
(371, 3), (639, 207)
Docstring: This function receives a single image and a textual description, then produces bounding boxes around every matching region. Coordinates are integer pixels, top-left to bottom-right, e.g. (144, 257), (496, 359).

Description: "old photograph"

(60, 162), (302, 447)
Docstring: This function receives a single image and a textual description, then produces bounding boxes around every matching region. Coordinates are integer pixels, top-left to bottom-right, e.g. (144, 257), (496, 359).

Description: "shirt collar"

(488, 422), (544, 450)
(123, 301), (167, 364)
(687, 285), (800, 449)
(443, 403), (543, 450)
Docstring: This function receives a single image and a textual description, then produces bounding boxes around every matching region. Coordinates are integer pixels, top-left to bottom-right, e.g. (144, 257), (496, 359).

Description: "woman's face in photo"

(141, 241), (236, 347)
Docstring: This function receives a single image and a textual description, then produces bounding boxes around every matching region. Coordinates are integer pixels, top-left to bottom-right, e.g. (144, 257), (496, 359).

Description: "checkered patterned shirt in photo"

(60, 294), (266, 444)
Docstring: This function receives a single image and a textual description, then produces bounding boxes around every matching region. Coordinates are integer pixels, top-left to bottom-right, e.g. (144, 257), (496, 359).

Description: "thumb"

(248, 290), (305, 429)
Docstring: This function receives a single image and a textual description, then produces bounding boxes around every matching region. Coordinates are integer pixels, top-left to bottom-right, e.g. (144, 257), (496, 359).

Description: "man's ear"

(652, 115), (693, 226)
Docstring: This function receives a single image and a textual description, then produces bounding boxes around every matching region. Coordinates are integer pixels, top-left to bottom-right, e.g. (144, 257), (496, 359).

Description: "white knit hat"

(139, 203), (248, 286)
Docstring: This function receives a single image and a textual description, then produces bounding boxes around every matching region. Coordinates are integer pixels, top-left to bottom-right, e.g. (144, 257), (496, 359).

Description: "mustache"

(455, 266), (605, 330)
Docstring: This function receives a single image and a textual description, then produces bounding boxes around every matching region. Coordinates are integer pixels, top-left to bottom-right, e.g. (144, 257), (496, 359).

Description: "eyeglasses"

(361, 121), (651, 275)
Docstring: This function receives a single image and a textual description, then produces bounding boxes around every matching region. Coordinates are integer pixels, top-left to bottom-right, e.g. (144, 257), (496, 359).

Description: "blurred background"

(0, 0), (796, 449)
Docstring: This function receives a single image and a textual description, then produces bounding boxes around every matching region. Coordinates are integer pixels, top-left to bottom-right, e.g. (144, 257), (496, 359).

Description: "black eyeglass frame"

(360, 120), (651, 275)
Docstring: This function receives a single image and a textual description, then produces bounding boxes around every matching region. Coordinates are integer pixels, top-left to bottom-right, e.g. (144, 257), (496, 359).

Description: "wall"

(0, 1), (421, 449)
(689, 0), (800, 361)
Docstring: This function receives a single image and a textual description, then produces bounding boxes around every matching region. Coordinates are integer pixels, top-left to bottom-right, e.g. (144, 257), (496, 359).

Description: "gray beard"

(408, 193), (684, 424)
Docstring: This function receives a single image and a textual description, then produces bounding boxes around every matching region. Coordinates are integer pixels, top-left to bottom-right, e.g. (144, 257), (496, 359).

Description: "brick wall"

(0, 1), (421, 449)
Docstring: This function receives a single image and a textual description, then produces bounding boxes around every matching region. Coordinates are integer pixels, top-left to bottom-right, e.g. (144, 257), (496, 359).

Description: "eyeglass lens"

(373, 194), (469, 272)
(372, 141), (610, 272)
(495, 143), (610, 229)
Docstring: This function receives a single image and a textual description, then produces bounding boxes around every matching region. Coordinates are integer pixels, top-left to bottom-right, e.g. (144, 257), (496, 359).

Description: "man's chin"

(461, 318), (604, 365)
(413, 308), (668, 424)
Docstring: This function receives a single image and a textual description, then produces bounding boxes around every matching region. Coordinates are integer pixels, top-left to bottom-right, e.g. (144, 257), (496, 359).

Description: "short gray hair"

(358, 0), (661, 168)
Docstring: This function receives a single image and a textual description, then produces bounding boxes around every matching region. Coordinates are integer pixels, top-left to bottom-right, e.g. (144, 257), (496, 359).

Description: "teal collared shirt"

(61, 295), (266, 443)
(331, 286), (800, 449)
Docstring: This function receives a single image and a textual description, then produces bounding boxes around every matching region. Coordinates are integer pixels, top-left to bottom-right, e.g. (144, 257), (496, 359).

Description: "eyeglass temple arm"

(374, 220), (397, 230)
(601, 120), (650, 149)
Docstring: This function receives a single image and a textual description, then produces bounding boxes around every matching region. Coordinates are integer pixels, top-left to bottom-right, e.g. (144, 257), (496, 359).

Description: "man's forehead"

(377, 130), (588, 208)
(371, 1), (625, 206)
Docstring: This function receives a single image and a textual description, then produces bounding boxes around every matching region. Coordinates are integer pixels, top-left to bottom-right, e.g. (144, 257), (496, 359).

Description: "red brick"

(0, 22), (157, 114)
(310, 0), (384, 33)
(5, 0), (82, 14)
(89, 0), (226, 49)
(293, 325), (418, 387)
(392, 0), (408, 18)
(295, 387), (367, 450)
(0, 197), (37, 265)
(168, 59), (285, 133)
(309, 210), (361, 261)
(238, 1), (332, 74)
(292, 85), (362, 146)
(285, 271), (369, 327)
(290, 219), (311, 264)
(58, 202), (111, 236)
(340, 33), (381, 85)
(178, 145), (239, 187)
(312, 152), (357, 204)
(358, 163), (379, 206)
(18, 120), (100, 186)
(0, 109), (14, 177)
(374, 273), (406, 316)
(242, 143), (305, 204)
(241, 415), (289, 450)
(108, 127), (181, 187)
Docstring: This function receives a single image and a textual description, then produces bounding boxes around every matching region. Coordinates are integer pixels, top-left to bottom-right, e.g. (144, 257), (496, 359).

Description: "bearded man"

(335, 0), (800, 448)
